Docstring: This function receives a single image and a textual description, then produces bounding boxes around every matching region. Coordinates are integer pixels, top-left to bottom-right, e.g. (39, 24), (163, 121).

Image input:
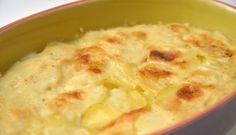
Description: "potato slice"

(127, 90), (147, 110)
(81, 103), (121, 130)
(104, 61), (137, 89)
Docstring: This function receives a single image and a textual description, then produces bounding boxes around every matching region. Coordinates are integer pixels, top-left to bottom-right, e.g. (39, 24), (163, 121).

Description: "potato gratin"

(0, 24), (236, 135)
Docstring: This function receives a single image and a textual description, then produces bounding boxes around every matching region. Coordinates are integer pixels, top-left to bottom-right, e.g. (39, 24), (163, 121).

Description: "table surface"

(0, 0), (235, 135)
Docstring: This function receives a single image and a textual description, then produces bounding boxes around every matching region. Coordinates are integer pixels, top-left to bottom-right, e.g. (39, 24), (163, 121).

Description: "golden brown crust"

(168, 24), (189, 34)
(223, 49), (234, 57)
(173, 60), (188, 69)
(105, 37), (123, 44)
(74, 46), (108, 74)
(183, 33), (234, 58)
(139, 65), (172, 80)
(101, 107), (149, 131)
(176, 84), (203, 101)
(48, 90), (85, 109)
(132, 31), (147, 40)
(149, 50), (180, 62)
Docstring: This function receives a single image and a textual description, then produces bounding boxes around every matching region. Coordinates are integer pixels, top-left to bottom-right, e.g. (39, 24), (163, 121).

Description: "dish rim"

(0, 0), (235, 134)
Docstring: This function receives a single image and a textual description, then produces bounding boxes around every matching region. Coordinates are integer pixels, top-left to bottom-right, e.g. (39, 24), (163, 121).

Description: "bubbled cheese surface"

(0, 24), (236, 135)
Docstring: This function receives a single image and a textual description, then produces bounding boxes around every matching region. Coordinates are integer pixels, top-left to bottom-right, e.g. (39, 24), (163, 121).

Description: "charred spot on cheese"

(132, 31), (147, 40)
(168, 24), (189, 34)
(74, 46), (108, 73)
(88, 66), (102, 74)
(174, 60), (188, 69)
(106, 37), (123, 44)
(105, 32), (130, 45)
(139, 65), (172, 80)
(223, 49), (234, 57)
(184, 34), (215, 47)
(62, 90), (85, 99)
(101, 107), (149, 131)
(177, 85), (203, 101)
(74, 46), (107, 62)
(48, 90), (85, 109)
(184, 34), (231, 55)
(78, 54), (90, 64)
(149, 50), (179, 62)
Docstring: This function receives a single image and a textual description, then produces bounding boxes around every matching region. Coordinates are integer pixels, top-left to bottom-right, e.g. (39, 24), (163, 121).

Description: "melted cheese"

(0, 23), (236, 135)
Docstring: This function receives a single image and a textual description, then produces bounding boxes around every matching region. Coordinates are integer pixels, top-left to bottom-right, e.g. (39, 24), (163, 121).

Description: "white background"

(0, 0), (235, 134)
